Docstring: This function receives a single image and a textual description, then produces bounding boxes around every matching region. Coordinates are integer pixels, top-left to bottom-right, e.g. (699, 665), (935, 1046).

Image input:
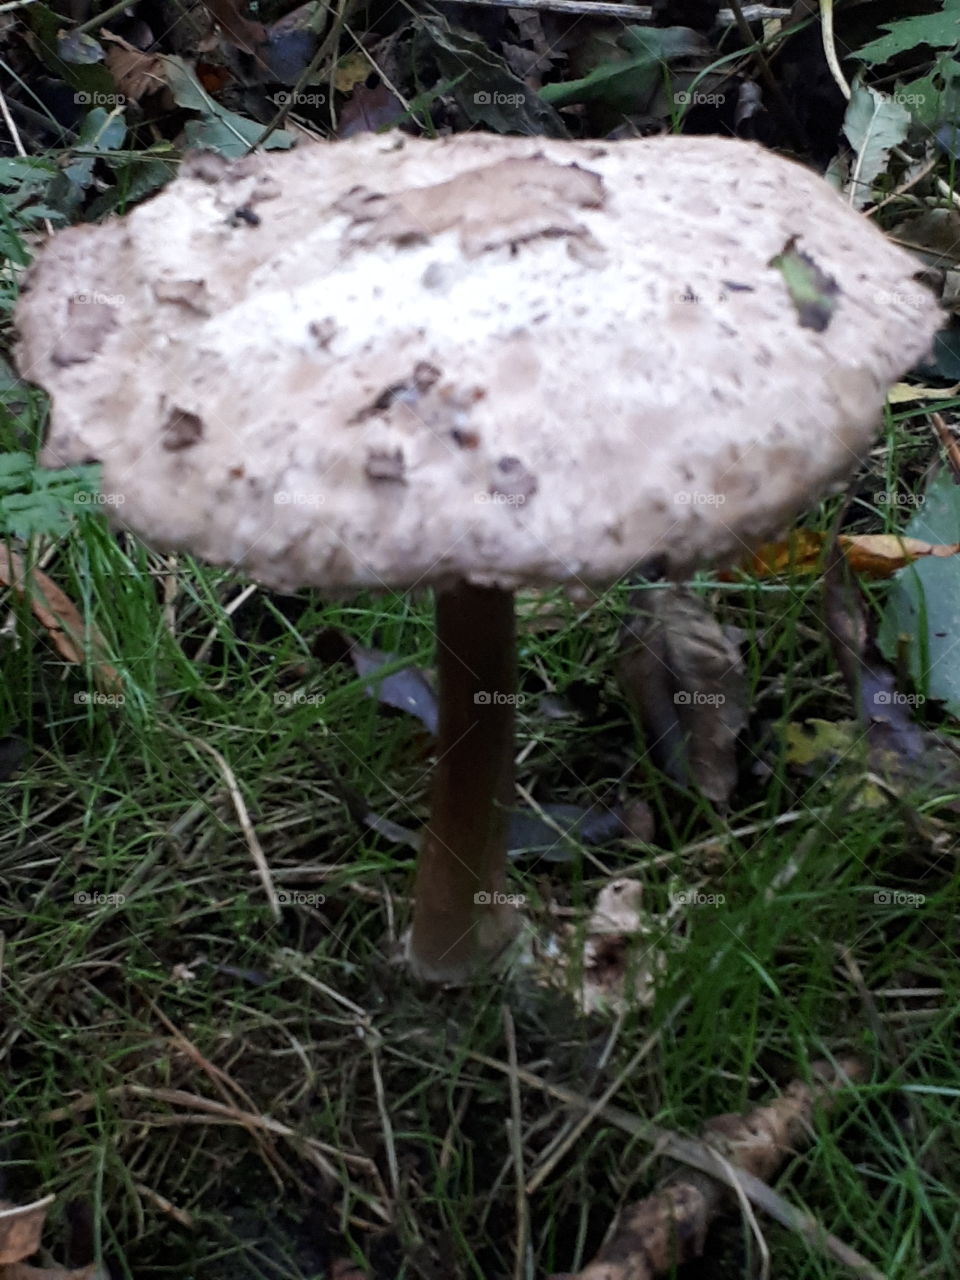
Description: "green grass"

(2, 217), (960, 1279)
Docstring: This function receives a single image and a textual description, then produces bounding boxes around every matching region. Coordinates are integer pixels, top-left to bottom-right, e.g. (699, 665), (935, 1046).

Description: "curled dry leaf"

(102, 32), (167, 102)
(349, 644), (438, 736)
(0, 548), (121, 695)
(0, 1198), (53, 1266)
(617, 587), (747, 806)
(538, 878), (676, 1015)
(0, 1195), (104, 1279)
(729, 529), (960, 580)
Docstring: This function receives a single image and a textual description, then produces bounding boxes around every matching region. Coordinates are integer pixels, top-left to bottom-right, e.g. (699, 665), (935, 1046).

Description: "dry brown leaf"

(0, 549), (121, 694)
(617, 587), (747, 805)
(102, 32), (167, 102)
(843, 533), (960, 575)
(538, 878), (673, 1015)
(887, 380), (960, 403)
(0, 1198), (53, 1267)
(729, 530), (960, 580)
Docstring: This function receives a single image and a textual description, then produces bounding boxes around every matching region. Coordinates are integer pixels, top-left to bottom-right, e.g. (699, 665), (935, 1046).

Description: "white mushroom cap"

(16, 132), (942, 592)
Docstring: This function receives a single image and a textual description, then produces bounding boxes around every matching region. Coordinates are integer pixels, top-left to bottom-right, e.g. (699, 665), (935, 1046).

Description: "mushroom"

(14, 132), (942, 983)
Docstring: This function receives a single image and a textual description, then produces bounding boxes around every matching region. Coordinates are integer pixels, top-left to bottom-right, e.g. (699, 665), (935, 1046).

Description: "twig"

(503, 1006), (530, 1280)
(818, 0), (850, 100)
(728, 0), (807, 151)
(472, 1051), (884, 1279)
(132, 1183), (194, 1229)
(250, 0), (354, 151)
(435, 0), (789, 18)
(526, 1013), (677, 1195)
(192, 582), (259, 666)
(178, 733), (280, 920)
(0, 83), (53, 236)
(367, 1027), (401, 1204)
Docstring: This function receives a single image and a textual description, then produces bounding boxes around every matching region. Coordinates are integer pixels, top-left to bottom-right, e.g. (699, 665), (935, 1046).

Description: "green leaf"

(26, 3), (116, 96)
(855, 2), (960, 66)
(879, 470), (960, 716)
(896, 53), (960, 126)
(57, 28), (104, 64)
(413, 17), (566, 137)
(767, 237), (839, 333)
(842, 81), (911, 210)
(77, 106), (127, 152)
(0, 455), (101, 538)
(540, 25), (705, 112)
(164, 56), (295, 156)
(0, 452), (33, 492)
(87, 153), (178, 219)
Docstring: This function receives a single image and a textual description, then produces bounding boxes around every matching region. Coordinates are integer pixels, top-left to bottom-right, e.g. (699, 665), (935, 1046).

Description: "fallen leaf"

(887, 381), (960, 403)
(729, 530), (960, 580)
(102, 32), (166, 101)
(537, 878), (676, 1015)
(844, 533), (960, 576)
(617, 587), (747, 805)
(414, 15), (566, 137)
(350, 645), (438, 735)
(0, 1197), (53, 1266)
(879, 469), (960, 716)
(539, 25), (708, 113)
(336, 82), (406, 139)
(333, 50), (371, 94)
(56, 29), (103, 64)
(162, 55), (294, 156)
(842, 81), (911, 210)
(768, 235), (839, 332)
(507, 802), (641, 861)
(0, 549), (121, 695)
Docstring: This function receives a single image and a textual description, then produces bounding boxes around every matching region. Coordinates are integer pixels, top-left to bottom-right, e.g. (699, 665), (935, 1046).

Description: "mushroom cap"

(17, 132), (942, 592)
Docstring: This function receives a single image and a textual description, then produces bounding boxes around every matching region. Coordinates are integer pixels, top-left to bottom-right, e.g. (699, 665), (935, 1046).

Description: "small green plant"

(0, 448), (100, 538)
(853, 0), (960, 129)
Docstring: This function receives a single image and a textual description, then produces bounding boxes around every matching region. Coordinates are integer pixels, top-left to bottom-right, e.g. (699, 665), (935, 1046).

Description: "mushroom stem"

(408, 581), (521, 983)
